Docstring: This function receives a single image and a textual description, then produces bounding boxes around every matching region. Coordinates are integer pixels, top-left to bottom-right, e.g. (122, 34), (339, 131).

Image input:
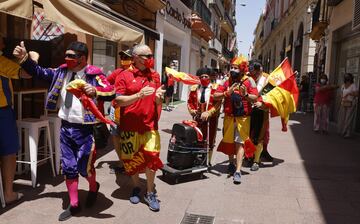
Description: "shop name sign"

(163, 0), (191, 29)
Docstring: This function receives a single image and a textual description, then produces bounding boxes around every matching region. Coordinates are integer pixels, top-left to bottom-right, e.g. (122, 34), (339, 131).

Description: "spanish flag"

(165, 67), (200, 85)
(262, 58), (299, 131)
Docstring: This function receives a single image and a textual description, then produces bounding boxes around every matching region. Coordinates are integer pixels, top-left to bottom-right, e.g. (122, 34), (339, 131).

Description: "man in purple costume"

(13, 41), (114, 221)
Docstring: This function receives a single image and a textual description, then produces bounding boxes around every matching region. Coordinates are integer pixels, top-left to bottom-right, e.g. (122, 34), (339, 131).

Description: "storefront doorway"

(162, 39), (181, 100)
(92, 36), (117, 76)
(332, 23), (360, 132)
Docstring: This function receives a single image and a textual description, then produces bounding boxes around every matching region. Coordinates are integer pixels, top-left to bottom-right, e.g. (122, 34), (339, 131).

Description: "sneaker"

(250, 163), (259, 171)
(129, 187), (141, 204)
(260, 150), (273, 162)
(227, 163), (236, 174)
(144, 192), (160, 211)
(58, 205), (81, 221)
(233, 172), (241, 184)
(85, 182), (100, 208)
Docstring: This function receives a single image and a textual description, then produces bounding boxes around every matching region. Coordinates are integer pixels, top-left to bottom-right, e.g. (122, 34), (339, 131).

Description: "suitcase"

(171, 123), (198, 147)
(167, 143), (207, 170)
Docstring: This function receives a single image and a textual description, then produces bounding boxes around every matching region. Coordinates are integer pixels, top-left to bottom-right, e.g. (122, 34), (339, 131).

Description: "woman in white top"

(337, 73), (359, 138)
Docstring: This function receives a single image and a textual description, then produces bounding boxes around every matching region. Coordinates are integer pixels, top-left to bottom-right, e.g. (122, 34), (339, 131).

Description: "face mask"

(121, 60), (132, 66)
(200, 78), (211, 87)
(320, 79), (327, 84)
(144, 57), (154, 69)
(65, 58), (79, 70)
(230, 69), (240, 80)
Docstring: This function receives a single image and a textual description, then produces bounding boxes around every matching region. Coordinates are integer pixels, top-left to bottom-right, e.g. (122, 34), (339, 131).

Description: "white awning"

(0, 0), (33, 19)
(42, 0), (144, 44)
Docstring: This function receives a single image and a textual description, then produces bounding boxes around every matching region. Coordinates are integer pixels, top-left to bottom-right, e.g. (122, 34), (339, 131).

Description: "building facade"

(312, 0), (360, 132)
(253, 0), (316, 80)
(155, 0), (192, 100)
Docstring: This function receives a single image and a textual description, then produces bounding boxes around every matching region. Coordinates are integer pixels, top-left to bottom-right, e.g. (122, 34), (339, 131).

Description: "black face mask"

(230, 70), (240, 80)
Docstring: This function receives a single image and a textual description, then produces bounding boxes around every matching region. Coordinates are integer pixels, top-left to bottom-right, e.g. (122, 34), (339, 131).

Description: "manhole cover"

(180, 213), (215, 224)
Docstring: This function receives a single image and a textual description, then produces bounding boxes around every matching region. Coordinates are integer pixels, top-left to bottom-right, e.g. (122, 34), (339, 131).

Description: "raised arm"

(13, 41), (55, 81)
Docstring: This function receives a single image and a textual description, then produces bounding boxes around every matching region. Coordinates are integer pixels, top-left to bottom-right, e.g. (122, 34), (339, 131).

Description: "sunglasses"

(65, 53), (81, 59)
(138, 54), (153, 59)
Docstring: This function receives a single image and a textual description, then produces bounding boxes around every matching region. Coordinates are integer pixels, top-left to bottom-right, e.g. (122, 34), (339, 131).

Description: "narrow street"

(1, 103), (359, 224)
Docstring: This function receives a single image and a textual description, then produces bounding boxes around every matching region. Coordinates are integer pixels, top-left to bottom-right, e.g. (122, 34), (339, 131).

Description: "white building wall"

(325, 0), (353, 75)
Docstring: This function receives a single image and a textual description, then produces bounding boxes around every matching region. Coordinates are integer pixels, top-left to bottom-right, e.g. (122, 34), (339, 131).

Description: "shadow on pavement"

(289, 113), (360, 223)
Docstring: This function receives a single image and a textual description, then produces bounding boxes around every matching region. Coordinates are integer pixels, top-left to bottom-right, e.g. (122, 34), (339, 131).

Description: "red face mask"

(65, 59), (79, 70)
(144, 57), (154, 69)
(200, 78), (211, 87)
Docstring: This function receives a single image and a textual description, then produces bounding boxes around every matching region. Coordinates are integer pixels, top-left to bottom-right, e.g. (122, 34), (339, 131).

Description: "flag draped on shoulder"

(165, 67), (200, 85)
(262, 58), (299, 131)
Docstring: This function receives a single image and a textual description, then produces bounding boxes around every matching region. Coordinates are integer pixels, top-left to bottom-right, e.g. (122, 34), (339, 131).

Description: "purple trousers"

(60, 120), (96, 179)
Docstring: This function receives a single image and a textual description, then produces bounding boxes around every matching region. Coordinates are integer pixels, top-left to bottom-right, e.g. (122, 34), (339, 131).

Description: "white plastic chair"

(40, 114), (61, 175)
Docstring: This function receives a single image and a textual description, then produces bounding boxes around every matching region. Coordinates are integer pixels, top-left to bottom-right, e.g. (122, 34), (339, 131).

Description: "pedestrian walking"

(248, 60), (271, 171)
(107, 48), (134, 174)
(214, 56), (258, 184)
(13, 41), (115, 221)
(115, 44), (165, 211)
(187, 67), (221, 166)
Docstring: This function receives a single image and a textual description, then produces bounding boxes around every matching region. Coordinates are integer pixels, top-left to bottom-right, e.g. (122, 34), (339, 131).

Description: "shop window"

(92, 36), (117, 76)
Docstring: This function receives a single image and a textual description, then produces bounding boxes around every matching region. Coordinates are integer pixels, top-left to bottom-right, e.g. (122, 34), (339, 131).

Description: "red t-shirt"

(116, 68), (161, 133)
(107, 68), (124, 85)
(314, 83), (333, 105)
(217, 77), (258, 116)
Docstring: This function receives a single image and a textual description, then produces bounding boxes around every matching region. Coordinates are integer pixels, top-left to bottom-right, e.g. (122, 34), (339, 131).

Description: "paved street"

(1, 103), (360, 224)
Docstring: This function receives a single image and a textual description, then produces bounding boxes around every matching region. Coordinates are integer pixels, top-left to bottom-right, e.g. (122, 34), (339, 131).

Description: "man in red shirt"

(115, 44), (165, 211)
(107, 49), (133, 173)
(214, 56), (258, 184)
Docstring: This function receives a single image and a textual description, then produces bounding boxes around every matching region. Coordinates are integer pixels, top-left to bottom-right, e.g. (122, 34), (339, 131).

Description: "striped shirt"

(0, 55), (20, 107)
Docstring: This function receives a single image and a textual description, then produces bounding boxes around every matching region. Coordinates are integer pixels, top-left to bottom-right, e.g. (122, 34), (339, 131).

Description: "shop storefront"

(1, 0), (165, 119)
(156, 0), (192, 101)
(331, 23), (360, 132)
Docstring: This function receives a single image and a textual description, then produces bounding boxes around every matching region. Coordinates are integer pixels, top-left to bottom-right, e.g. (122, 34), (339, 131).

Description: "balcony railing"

(209, 38), (222, 53)
(222, 47), (234, 59)
(327, 0), (343, 6)
(224, 12), (234, 30)
(193, 0), (211, 26)
(209, 0), (225, 17)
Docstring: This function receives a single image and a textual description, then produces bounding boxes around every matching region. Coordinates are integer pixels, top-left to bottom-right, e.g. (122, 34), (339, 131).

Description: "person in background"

(107, 49), (133, 174)
(115, 44), (165, 212)
(214, 56), (258, 184)
(163, 62), (176, 111)
(248, 60), (270, 171)
(187, 67), (221, 166)
(337, 73), (359, 138)
(14, 41), (114, 221)
(313, 73), (338, 134)
(0, 33), (35, 205)
(298, 74), (309, 114)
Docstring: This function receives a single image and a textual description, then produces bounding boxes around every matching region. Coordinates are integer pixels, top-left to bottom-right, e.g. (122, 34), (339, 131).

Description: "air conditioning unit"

(353, 0), (360, 30)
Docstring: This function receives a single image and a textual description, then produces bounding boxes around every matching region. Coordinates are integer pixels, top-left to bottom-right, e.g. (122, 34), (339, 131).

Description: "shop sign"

(159, 0), (191, 30)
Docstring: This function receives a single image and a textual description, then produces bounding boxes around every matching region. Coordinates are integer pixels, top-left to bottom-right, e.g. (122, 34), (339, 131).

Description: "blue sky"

(235, 0), (266, 57)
